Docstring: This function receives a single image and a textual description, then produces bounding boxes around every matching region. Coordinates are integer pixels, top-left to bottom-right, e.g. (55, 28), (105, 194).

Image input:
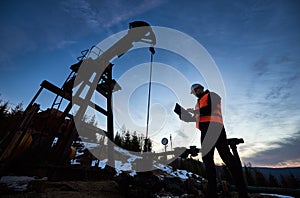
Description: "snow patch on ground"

(98, 159), (108, 169)
(115, 160), (133, 175)
(260, 193), (294, 198)
(154, 162), (194, 179)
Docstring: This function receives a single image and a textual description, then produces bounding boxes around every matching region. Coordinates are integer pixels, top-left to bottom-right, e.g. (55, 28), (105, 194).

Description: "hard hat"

(190, 83), (204, 94)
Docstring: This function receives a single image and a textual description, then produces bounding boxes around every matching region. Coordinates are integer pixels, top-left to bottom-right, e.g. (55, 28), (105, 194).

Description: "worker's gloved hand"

(181, 113), (194, 122)
(187, 108), (195, 114)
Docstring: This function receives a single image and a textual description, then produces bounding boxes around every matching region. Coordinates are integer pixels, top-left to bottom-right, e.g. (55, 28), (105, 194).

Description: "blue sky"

(1, 0), (300, 167)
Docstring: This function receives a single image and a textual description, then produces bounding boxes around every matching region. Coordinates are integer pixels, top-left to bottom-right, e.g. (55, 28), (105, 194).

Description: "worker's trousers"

(199, 122), (248, 198)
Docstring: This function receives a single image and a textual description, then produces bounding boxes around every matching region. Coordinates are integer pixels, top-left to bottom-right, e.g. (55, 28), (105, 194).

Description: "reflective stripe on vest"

(194, 92), (223, 129)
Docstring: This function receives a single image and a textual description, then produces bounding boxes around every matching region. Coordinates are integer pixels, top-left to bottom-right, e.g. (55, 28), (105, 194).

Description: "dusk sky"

(1, 0), (300, 168)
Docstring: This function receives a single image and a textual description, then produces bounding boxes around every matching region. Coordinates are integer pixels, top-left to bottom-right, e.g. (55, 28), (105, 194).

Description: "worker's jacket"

(194, 90), (223, 130)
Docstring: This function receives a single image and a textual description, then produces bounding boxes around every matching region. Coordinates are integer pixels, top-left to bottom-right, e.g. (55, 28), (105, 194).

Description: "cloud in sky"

(60, 0), (100, 29)
(243, 131), (300, 167)
(60, 0), (167, 29)
(224, 51), (300, 166)
(174, 130), (188, 139)
(248, 56), (299, 95)
(1, 0), (299, 167)
(0, 0), (166, 68)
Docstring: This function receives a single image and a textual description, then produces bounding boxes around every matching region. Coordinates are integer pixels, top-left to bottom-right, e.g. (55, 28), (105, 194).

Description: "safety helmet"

(190, 83), (204, 94)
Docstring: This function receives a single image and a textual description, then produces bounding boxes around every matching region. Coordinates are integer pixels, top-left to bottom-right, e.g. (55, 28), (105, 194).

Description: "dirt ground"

(0, 179), (291, 198)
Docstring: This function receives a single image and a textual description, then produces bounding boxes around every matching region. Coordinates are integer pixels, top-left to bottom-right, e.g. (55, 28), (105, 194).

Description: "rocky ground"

(0, 171), (293, 198)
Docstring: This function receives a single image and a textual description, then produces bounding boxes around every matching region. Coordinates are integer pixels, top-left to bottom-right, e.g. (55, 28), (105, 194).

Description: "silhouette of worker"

(187, 83), (248, 198)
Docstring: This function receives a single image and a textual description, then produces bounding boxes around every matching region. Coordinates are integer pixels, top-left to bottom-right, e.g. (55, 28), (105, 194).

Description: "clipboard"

(174, 103), (194, 122)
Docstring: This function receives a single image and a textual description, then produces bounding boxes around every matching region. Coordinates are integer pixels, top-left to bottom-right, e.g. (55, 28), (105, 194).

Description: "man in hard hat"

(188, 83), (248, 198)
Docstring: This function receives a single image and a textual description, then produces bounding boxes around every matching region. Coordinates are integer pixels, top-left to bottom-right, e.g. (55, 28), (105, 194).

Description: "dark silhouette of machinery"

(0, 21), (156, 176)
(0, 21), (246, 181)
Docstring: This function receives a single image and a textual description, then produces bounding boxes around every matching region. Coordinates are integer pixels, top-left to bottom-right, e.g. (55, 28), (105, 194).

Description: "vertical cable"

(145, 53), (153, 140)
(144, 47), (155, 152)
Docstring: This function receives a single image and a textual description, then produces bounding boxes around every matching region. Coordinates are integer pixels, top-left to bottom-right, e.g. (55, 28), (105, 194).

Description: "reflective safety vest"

(194, 91), (223, 129)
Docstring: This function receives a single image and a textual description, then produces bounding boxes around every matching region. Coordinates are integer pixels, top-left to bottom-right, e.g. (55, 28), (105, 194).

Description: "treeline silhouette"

(1, 100), (299, 189)
(114, 128), (152, 152)
(0, 100), (23, 142)
(170, 155), (299, 188)
(243, 163), (299, 188)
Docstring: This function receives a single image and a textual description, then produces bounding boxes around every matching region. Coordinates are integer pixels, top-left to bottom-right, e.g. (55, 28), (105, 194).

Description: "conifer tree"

(280, 174), (287, 187)
(123, 130), (131, 149)
(130, 131), (141, 152)
(268, 174), (279, 187)
(244, 163), (255, 186)
(286, 173), (299, 188)
(254, 169), (268, 187)
(0, 100), (23, 140)
(114, 132), (122, 147)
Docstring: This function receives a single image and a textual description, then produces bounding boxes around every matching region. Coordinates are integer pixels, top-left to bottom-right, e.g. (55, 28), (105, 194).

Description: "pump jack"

(0, 21), (248, 180)
(0, 21), (156, 176)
